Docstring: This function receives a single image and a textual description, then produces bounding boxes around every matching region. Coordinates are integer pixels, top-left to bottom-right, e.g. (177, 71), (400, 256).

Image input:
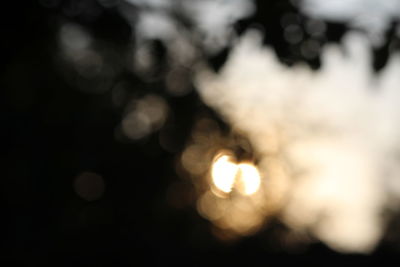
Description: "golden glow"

(237, 163), (261, 195)
(211, 154), (238, 193)
(211, 152), (262, 196)
(196, 31), (394, 252)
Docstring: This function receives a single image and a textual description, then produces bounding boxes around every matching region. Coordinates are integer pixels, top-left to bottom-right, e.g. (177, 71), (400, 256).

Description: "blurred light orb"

(305, 19), (326, 37)
(60, 23), (91, 53)
(122, 94), (168, 140)
(211, 154), (238, 194)
(237, 163), (261, 195)
(284, 24), (303, 44)
(211, 152), (261, 196)
(74, 171), (105, 201)
(122, 111), (152, 140)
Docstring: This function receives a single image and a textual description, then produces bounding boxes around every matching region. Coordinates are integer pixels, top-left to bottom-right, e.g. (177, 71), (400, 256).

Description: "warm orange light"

(237, 163), (261, 195)
(211, 154), (238, 193)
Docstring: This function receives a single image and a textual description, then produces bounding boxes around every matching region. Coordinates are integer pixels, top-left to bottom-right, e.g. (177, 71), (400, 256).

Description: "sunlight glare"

(237, 163), (261, 195)
(211, 154), (238, 194)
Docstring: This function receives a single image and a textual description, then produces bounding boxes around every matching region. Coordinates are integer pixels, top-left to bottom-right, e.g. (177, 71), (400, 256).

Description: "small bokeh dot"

(74, 171), (105, 201)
